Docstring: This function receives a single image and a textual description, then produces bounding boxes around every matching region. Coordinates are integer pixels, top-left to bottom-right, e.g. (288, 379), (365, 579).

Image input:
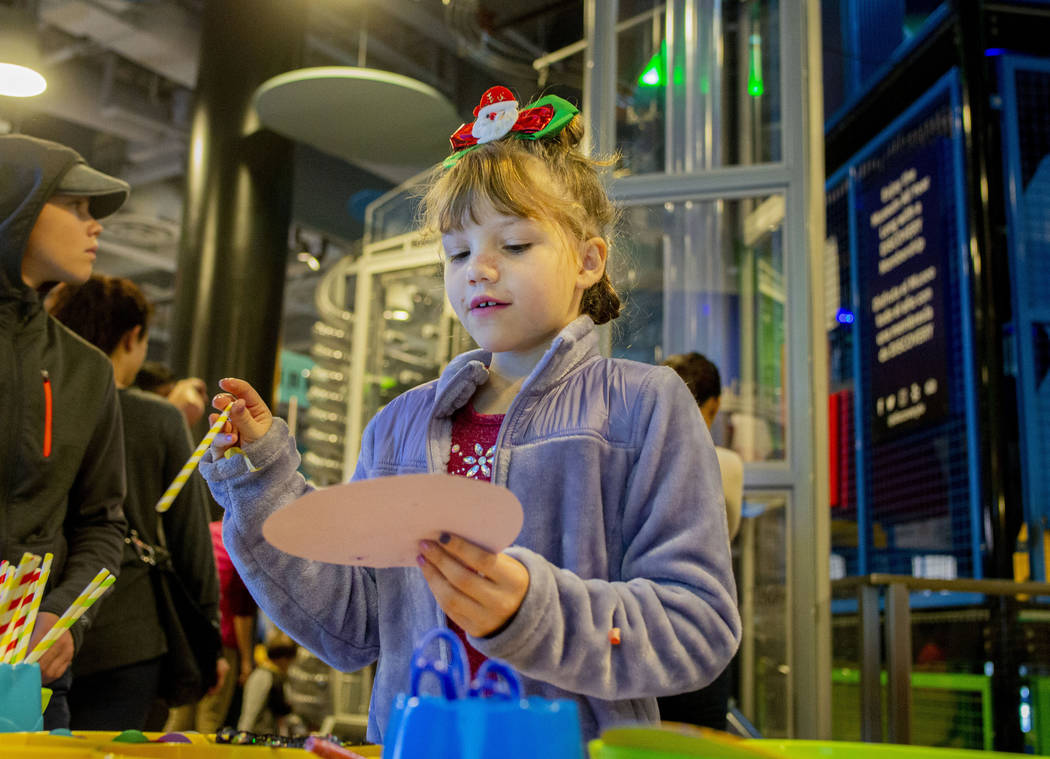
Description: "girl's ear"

(577, 236), (608, 288)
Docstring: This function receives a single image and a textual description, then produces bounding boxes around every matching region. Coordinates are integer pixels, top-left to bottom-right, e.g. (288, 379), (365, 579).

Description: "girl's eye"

(504, 243), (531, 253)
(447, 250), (470, 262)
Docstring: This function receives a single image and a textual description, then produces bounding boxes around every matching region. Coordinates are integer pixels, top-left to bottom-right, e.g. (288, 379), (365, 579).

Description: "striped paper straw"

(26, 573), (115, 664)
(0, 554), (40, 638)
(0, 564), (14, 619)
(156, 405), (231, 513)
(0, 567), (39, 662)
(11, 553), (53, 664)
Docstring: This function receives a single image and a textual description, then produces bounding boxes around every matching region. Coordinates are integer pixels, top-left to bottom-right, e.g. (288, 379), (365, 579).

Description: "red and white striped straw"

(0, 554), (40, 638)
(0, 567), (40, 662)
(11, 553), (53, 664)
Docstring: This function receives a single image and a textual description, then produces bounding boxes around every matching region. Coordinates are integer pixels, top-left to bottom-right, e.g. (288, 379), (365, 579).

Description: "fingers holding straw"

(155, 405), (231, 513)
(25, 569), (115, 665)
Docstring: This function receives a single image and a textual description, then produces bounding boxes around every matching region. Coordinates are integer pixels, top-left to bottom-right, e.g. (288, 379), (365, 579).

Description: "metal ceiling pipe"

(169, 0), (304, 415)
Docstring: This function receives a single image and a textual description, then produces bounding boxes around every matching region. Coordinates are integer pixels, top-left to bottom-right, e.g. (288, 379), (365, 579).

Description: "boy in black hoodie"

(0, 134), (130, 728)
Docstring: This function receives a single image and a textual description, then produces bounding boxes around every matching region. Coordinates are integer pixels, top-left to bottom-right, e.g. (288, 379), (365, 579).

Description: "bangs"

(424, 144), (575, 236)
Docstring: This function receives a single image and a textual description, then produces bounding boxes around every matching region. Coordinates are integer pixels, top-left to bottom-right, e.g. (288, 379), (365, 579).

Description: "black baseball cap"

(55, 160), (130, 220)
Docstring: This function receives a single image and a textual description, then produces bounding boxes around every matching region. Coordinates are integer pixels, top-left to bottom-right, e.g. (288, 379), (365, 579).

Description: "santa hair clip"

(444, 86), (579, 168)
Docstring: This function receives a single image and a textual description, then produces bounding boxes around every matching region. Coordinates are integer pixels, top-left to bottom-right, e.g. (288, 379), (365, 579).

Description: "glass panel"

(615, 2), (667, 175)
(536, 49), (585, 105)
(737, 491), (789, 737)
(360, 262), (474, 435)
(614, 196), (786, 462)
(615, 0), (782, 176)
(365, 176), (429, 245)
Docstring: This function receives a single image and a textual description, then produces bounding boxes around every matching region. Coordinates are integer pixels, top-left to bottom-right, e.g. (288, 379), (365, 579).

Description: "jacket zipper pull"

(41, 369), (52, 458)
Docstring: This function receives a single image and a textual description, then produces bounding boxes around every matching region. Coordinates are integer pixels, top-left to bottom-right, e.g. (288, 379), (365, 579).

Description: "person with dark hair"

(658, 351), (745, 730)
(198, 88), (740, 743)
(661, 352), (743, 538)
(136, 361), (177, 396)
(0, 134), (130, 728)
(135, 360), (209, 429)
(47, 274), (220, 730)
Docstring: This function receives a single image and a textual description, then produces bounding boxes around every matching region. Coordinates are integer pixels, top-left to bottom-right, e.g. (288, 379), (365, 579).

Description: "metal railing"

(830, 574), (1050, 745)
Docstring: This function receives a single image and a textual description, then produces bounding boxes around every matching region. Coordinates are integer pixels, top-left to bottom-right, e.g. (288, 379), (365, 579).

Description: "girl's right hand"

(210, 377), (274, 456)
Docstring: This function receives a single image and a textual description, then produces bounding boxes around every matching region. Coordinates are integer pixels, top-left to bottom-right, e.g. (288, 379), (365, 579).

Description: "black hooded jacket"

(0, 135), (127, 655)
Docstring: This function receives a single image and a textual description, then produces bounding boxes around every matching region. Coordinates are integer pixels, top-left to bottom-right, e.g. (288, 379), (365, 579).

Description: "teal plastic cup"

(0, 662), (44, 732)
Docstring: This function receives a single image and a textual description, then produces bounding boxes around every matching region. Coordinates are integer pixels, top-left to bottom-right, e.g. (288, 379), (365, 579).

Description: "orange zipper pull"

(41, 370), (52, 458)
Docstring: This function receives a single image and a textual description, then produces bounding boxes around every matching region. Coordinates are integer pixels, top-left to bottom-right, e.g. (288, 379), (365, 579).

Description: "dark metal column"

(953, 1), (1024, 752)
(885, 583), (912, 744)
(858, 583), (882, 742)
(171, 0), (304, 412)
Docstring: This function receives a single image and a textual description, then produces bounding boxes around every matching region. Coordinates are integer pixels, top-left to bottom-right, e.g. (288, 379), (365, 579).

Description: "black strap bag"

(126, 528), (221, 707)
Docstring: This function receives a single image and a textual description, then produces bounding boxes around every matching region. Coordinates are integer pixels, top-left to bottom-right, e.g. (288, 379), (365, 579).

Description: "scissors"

(408, 627), (522, 702)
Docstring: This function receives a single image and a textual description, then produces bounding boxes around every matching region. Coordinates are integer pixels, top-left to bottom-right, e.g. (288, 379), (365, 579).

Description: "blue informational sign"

(826, 68), (983, 584)
(854, 129), (952, 443)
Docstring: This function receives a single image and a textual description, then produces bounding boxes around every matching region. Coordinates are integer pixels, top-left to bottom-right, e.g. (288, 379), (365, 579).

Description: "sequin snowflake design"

(461, 443), (495, 478)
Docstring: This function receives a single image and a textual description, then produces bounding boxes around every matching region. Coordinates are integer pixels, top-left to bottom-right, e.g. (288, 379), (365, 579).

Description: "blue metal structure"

(999, 54), (1050, 582)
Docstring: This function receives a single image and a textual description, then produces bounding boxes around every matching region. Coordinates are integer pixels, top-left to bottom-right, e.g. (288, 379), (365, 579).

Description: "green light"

(637, 40), (667, 89)
(640, 65), (661, 87)
(748, 33), (764, 97)
(638, 52), (662, 87)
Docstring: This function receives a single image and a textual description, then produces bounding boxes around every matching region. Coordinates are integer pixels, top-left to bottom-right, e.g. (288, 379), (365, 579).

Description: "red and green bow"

(444, 93), (579, 168)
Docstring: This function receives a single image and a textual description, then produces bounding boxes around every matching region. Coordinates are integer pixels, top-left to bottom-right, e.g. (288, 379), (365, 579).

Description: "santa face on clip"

(471, 89), (519, 144)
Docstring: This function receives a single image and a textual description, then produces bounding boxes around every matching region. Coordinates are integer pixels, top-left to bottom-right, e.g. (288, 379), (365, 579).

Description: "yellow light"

(0, 62), (46, 97)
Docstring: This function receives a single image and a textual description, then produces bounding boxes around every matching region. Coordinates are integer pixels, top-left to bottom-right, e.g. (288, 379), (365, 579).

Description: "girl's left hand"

(417, 534), (529, 638)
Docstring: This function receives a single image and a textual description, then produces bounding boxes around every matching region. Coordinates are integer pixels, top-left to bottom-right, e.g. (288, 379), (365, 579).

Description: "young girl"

(200, 88), (740, 743)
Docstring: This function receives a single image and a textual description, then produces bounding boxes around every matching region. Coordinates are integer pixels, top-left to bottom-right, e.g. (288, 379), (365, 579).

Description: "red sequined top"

(446, 402), (504, 677)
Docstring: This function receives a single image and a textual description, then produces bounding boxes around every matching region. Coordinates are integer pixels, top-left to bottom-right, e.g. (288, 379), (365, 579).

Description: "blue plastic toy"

(383, 628), (584, 759)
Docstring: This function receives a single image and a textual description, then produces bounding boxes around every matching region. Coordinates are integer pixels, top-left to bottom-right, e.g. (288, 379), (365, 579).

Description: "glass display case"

(615, 0), (783, 177)
(614, 195), (786, 462)
(301, 255), (357, 486)
(342, 183), (475, 474)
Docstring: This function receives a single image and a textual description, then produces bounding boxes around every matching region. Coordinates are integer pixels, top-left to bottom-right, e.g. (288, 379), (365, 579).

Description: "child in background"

(236, 631), (297, 735)
(199, 88), (740, 743)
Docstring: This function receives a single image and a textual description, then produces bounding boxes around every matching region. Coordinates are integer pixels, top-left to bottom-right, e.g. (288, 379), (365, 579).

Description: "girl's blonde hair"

(421, 112), (622, 325)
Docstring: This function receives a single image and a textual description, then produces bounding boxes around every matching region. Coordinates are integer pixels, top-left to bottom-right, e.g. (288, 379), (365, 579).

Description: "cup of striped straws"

(0, 552), (115, 732)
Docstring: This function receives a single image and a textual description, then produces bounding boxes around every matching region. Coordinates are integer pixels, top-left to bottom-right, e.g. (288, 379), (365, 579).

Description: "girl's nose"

(88, 218), (103, 237)
(466, 250), (499, 284)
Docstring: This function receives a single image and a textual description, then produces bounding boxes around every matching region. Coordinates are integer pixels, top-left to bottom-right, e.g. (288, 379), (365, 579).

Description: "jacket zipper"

(41, 370), (52, 458)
